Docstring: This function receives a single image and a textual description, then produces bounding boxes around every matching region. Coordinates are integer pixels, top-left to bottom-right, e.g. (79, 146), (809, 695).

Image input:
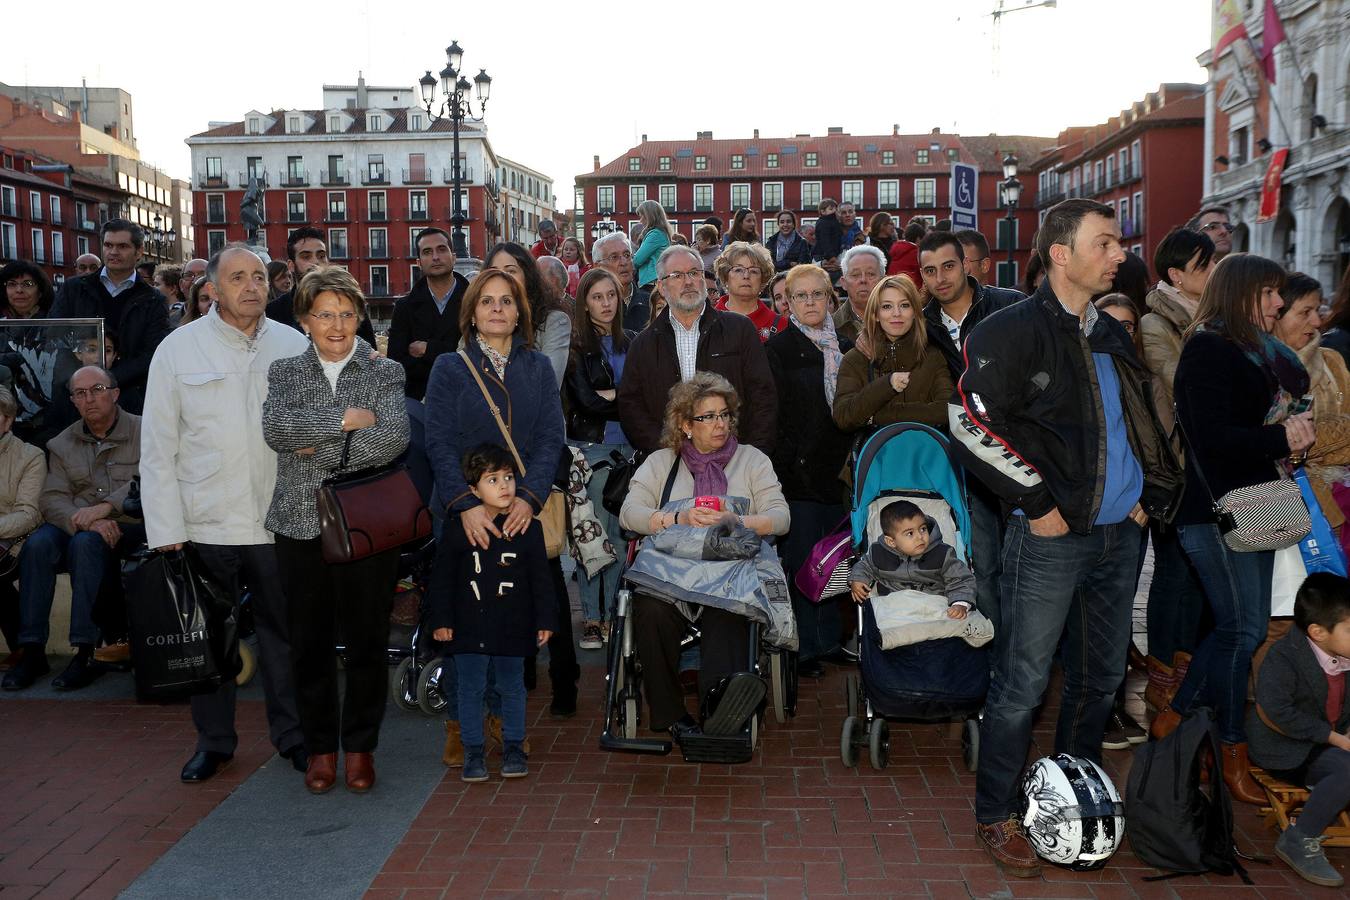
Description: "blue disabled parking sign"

(950, 163), (978, 230)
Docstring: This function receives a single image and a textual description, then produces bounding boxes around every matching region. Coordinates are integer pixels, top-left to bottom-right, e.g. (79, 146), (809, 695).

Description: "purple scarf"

(679, 436), (738, 497)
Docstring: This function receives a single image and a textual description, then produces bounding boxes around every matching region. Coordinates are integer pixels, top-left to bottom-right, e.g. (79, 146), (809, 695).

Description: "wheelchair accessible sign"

(950, 163), (978, 231)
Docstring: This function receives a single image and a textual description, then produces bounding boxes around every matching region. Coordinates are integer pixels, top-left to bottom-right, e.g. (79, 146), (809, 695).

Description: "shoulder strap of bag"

(458, 348), (527, 476)
(660, 455), (682, 507)
(337, 431), (354, 470)
(1172, 403), (1220, 509)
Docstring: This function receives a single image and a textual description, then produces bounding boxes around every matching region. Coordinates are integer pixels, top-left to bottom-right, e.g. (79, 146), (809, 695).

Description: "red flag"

(1261, 0), (1287, 83)
(1257, 148), (1289, 224)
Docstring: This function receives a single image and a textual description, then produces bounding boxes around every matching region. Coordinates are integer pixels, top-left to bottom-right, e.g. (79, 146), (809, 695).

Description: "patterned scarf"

(1196, 318), (1310, 424)
(790, 313), (844, 405)
(679, 435), (739, 497)
(476, 333), (509, 380)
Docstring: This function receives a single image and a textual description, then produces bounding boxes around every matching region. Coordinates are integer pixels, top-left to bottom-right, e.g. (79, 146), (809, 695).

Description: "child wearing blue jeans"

(431, 444), (555, 782)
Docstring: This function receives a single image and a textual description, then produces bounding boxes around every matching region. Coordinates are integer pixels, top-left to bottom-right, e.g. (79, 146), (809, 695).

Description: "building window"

(659, 184), (676, 211)
(287, 192), (305, 223)
(76, 235), (89, 255)
(288, 116), (301, 133)
(731, 154), (745, 170)
(410, 114), (423, 131)
(1105, 156), (1115, 186)
(327, 228), (348, 259)
(75, 200), (88, 226)
(368, 114), (382, 131)
(997, 217), (1018, 251)
(369, 191), (387, 221)
(409, 190), (428, 220)
(947, 148), (959, 161)
(996, 260), (1018, 289)
(0, 223), (13, 258)
(841, 181), (863, 206)
(694, 184), (712, 211)
(1133, 192), (1144, 237)
(327, 192), (346, 221)
(1230, 126), (1249, 166)
(916, 149), (929, 165)
(287, 156), (305, 184)
(766, 153), (779, 168)
(1130, 139), (1141, 178)
(762, 182), (783, 210)
(0, 186), (13, 217)
(915, 178), (936, 207)
(207, 230), (226, 255)
(1094, 160), (1104, 190)
(881, 150), (895, 165)
(31, 229), (44, 262)
(329, 115), (341, 132)
(730, 184), (750, 210)
(657, 156), (671, 172)
(370, 265), (389, 297)
(368, 154), (385, 183)
(206, 157), (223, 180)
(801, 181), (821, 210)
(628, 157), (641, 172)
(369, 227), (388, 258)
(628, 185), (646, 211)
(597, 185), (615, 213)
(845, 151), (859, 167)
(247, 117), (261, 134)
(52, 232), (64, 265)
(805, 152), (818, 167)
(695, 155), (708, 171)
(49, 195), (61, 224)
(207, 193), (226, 224)
(878, 180), (899, 208)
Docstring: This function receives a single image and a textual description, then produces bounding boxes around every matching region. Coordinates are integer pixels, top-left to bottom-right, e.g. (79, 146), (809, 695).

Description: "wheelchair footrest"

(677, 729), (753, 764)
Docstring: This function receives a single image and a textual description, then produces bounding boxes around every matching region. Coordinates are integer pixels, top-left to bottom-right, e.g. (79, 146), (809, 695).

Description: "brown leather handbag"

(317, 432), (433, 564)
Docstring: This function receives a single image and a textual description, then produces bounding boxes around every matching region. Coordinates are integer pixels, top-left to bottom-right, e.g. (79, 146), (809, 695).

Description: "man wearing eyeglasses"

(3, 366), (143, 693)
(1186, 206), (1235, 260)
(617, 245), (776, 455)
(141, 245), (309, 784)
(593, 231), (650, 330)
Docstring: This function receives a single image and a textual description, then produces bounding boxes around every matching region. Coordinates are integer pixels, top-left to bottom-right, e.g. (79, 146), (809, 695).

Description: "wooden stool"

(1250, 767), (1350, 847)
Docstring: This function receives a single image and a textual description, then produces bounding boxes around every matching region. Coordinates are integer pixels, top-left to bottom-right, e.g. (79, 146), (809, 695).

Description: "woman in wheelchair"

(619, 372), (789, 737)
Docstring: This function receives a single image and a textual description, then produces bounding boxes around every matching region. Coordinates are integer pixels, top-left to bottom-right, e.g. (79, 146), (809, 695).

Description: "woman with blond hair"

(832, 275), (952, 434)
(714, 241), (787, 342)
(631, 199), (673, 295)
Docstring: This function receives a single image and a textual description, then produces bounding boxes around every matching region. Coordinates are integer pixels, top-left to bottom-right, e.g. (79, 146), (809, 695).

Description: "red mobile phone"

(694, 496), (722, 511)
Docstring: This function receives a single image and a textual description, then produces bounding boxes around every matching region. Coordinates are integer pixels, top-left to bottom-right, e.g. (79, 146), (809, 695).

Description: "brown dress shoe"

(1150, 705), (1183, 740)
(93, 640), (132, 665)
(305, 752), (337, 794)
(976, 818), (1041, 877)
(345, 752), (375, 793)
(1220, 742), (1267, 805)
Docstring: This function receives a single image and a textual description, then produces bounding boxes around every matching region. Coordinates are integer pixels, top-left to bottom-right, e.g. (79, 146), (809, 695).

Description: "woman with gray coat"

(262, 267), (409, 795)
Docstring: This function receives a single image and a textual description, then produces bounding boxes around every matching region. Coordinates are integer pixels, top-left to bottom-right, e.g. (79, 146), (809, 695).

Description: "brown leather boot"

(1150, 705), (1182, 740)
(305, 752), (338, 794)
(486, 715), (530, 754)
(1143, 656), (1177, 711)
(1220, 742), (1267, 805)
(1172, 651), (1191, 688)
(345, 752), (375, 793)
(442, 720), (463, 767)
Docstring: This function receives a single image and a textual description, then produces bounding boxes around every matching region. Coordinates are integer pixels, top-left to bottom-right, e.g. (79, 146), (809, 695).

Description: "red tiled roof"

(189, 108), (483, 140)
(1028, 89), (1204, 170)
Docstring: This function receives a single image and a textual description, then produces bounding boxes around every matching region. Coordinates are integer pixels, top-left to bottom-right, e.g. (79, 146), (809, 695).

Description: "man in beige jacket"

(3, 366), (142, 692)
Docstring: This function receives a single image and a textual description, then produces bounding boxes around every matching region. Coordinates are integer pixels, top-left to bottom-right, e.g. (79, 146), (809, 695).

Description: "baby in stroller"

(849, 499), (975, 618)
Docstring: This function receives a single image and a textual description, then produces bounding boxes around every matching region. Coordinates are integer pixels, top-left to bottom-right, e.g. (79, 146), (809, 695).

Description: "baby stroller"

(382, 535), (443, 715)
(840, 423), (989, 772)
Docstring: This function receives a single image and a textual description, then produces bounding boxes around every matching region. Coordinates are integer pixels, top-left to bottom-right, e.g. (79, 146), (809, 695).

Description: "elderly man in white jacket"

(141, 246), (310, 783)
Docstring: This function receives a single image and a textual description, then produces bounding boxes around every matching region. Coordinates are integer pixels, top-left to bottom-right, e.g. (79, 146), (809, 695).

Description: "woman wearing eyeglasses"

(262, 267), (410, 795)
(765, 264), (854, 677)
(619, 371), (790, 736)
(714, 241), (787, 343)
(0, 262), (55, 320)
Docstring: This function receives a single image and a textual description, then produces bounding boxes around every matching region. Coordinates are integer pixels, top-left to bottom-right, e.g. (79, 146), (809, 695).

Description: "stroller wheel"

(845, 673), (860, 720)
(769, 651), (787, 725)
(868, 718), (890, 770)
(391, 657), (419, 711)
(962, 716), (980, 772)
(620, 691), (640, 740)
(235, 640), (257, 687)
(840, 715), (860, 768)
(417, 658), (449, 717)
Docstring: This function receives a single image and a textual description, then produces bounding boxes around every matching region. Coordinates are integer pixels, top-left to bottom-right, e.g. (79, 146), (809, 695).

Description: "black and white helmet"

(1018, 753), (1125, 870)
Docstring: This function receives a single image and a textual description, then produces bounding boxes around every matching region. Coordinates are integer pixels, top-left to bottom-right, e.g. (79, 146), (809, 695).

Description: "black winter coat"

(765, 326), (853, 504)
(565, 331), (634, 444)
(50, 273), (171, 414)
(923, 277), (1025, 380)
(765, 232), (812, 272)
(429, 516), (558, 657)
(386, 273), (469, 400)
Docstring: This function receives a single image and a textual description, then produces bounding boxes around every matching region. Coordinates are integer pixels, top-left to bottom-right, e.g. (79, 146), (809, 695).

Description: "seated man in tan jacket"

(3, 366), (142, 692)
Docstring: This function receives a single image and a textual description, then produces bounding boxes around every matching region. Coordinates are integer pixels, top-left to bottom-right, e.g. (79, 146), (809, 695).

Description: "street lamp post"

(418, 42), (491, 262)
(589, 216), (617, 242)
(1000, 153), (1022, 289)
(146, 213), (177, 264)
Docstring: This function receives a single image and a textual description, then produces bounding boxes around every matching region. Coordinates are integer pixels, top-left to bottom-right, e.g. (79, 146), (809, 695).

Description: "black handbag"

(601, 449), (645, 517)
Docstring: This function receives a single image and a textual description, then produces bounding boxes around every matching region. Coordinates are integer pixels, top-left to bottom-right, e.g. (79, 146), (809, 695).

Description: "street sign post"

(950, 163), (978, 230)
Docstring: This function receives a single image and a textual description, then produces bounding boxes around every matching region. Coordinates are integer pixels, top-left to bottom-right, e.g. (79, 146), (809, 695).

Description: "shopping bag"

(1292, 468), (1347, 576)
(124, 547), (239, 700)
(1270, 544), (1308, 618)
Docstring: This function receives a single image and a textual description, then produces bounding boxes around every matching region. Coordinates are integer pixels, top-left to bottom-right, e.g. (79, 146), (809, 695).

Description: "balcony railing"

(914, 199), (936, 209)
(280, 170), (309, 187)
(321, 169), (351, 187)
(694, 203), (712, 212)
(206, 210), (227, 225)
(365, 243), (390, 259)
(407, 207), (429, 221)
(328, 243), (349, 260)
(324, 207), (349, 223)
(483, 173), (499, 199)
(52, 249), (64, 265)
(238, 170), (269, 188)
(32, 246), (45, 263)
(196, 172), (230, 189)
(287, 209), (307, 223)
(1, 199), (16, 217)
(403, 168), (432, 185)
(1036, 187), (1066, 208)
(442, 166), (474, 184)
(30, 205), (42, 223)
(362, 170), (389, 186)
(367, 206), (388, 222)
(79, 219), (96, 231)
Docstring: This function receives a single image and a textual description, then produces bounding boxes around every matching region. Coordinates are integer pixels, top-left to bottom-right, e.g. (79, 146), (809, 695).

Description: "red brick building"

(574, 129), (1054, 289)
(1026, 84), (1205, 278)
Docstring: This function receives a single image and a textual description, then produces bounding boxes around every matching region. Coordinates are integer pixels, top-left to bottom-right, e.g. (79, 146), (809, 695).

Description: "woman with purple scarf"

(619, 372), (790, 738)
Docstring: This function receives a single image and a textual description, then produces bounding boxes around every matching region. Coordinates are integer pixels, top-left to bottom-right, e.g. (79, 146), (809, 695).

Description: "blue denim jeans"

(454, 654), (526, 749)
(17, 523), (110, 647)
(975, 516), (1141, 823)
(1172, 523), (1273, 744)
(574, 441), (629, 624)
(1144, 520), (1206, 663)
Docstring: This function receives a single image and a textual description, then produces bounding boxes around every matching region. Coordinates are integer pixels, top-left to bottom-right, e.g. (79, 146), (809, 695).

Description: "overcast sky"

(8, 0), (1210, 200)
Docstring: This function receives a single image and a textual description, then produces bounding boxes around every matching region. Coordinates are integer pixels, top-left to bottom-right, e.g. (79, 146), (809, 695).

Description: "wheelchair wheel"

(235, 640), (257, 687)
(769, 651), (787, 725)
(868, 718), (890, 770)
(845, 673), (860, 720)
(840, 715), (860, 768)
(962, 717), (980, 772)
(391, 657), (419, 711)
(417, 658), (448, 716)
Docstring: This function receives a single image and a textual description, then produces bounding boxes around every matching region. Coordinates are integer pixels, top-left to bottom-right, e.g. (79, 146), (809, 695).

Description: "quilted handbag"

(793, 521), (856, 602)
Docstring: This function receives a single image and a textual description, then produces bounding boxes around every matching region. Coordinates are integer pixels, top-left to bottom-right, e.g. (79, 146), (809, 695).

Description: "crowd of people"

(1, 196), (1349, 886)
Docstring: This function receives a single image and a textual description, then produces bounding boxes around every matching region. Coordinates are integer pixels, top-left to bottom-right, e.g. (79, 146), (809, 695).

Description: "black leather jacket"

(565, 331), (634, 444)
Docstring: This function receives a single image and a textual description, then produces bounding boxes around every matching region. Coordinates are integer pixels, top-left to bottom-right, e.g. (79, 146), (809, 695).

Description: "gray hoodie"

(849, 517), (976, 608)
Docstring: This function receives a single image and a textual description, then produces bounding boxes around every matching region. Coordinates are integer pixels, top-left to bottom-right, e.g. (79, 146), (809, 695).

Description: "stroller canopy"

(851, 423), (969, 546)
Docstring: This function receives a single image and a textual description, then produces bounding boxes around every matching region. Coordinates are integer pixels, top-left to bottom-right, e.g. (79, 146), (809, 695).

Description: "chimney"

(893, 124), (899, 136)
(356, 71), (368, 107)
(931, 126), (941, 135)
(753, 128), (759, 139)
(641, 133), (647, 142)
(697, 130), (712, 140)
(827, 126), (843, 135)
(593, 155), (600, 172)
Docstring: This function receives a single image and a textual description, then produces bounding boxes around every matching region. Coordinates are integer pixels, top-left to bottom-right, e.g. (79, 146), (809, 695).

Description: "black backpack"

(1124, 707), (1256, 883)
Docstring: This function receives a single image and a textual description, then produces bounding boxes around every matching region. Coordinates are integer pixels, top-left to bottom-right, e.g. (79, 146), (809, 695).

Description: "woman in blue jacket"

(631, 199), (672, 292)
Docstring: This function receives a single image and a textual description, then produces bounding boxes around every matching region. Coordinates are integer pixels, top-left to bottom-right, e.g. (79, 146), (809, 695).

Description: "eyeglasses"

(690, 411), (735, 424)
(70, 384), (113, 401)
(599, 251), (633, 265)
(1202, 222), (1235, 233)
(790, 290), (830, 304)
(728, 266), (760, 279)
(5, 280), (36, 290)
(658, 270), (702, 284)
(309, 311), (359, 323)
